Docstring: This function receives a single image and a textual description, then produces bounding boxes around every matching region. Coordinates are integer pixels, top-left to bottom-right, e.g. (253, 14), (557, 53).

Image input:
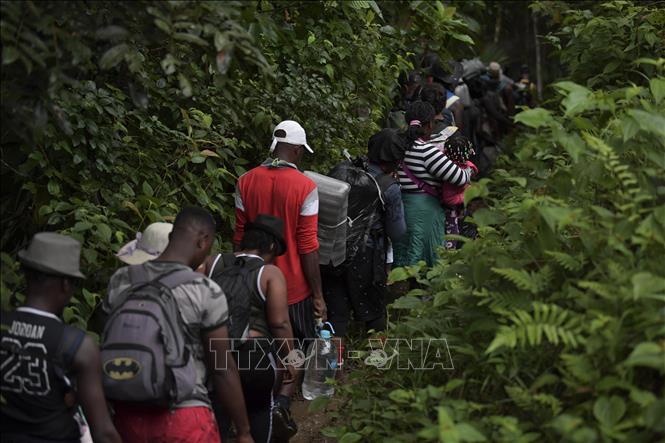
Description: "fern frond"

(492, 266), (553, 294)
(583, 133), (642, 213)
(486, 302), (585, 353)
(478, 292), (532, 310)
(578, 280), (615, 299)
(505, 385), (563, 416)
(545, 250), (585, 271)
(560, 353), (599, 384)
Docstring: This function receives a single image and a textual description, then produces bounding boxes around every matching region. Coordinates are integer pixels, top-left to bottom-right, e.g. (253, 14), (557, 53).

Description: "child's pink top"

(442, 161), (478, 206)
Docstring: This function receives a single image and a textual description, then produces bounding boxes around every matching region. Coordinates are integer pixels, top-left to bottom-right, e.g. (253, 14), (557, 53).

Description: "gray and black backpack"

(327, 157), (396, 264)
(101, 265), (199, 406)
(208, 253), (265, 346)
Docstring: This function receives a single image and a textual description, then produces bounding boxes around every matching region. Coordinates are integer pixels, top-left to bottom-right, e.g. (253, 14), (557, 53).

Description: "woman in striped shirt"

(394, 101), (472, 267)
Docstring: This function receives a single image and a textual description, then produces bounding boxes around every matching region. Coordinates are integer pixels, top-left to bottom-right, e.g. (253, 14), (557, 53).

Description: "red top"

(441, 160), (478, 206)
(234, 160), (319, 305)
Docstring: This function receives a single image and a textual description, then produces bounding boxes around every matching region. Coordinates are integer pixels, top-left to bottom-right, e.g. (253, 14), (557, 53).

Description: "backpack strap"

(356, 171), (395, 252)
(375, 173), (397, 198)
(52, 326), (86, 385)
(158, 269), (202, 289)
(127, 263), (201, 290)
(59, 326), (86, 369)
(376, 172), (396, 188)
(128, 264), (150, 285)
(208, 254), (223, 279)
(221, 253), (237, 268)
(363, 171), (386, 209)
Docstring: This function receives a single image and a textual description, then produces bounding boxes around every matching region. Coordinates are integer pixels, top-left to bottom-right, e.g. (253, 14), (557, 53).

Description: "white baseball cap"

(269, 120), (313, 153)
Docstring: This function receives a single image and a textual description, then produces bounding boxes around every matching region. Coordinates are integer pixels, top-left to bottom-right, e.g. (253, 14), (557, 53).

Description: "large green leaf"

(632, 272), (665, 301)
(438, 407), (460, 443)
(650, 77), (665, 103)
(514, 108), (555, 128)
(2, 46), (19, 65)
(623, 342), (665, 372)
(99, 43), (129, 70)
(593, 396), (626, 428)
(626, 109), (665, 140)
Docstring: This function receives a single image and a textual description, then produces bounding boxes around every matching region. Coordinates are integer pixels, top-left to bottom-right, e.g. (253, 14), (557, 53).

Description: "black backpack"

(328, 157), (396, 264)
(208, 254), (265, 344)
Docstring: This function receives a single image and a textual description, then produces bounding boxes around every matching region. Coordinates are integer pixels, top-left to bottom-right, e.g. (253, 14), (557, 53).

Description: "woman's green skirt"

(393, 192), (445, 267)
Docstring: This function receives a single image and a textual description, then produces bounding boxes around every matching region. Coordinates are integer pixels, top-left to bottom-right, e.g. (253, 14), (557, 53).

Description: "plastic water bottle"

(302, 329), (338, 400)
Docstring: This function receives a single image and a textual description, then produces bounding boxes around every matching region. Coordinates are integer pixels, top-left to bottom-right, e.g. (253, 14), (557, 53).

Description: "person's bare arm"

(262, 265), (296, 381)
(204, 325), (253, 443)
(300, 250), (327, 320)
(71, 336), (121, 443)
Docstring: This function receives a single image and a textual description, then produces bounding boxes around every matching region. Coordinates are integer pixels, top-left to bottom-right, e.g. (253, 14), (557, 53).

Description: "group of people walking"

(1, 55), (523, 443)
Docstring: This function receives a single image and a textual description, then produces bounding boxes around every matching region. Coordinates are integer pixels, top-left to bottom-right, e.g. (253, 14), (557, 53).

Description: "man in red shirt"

(234, 120), (326, 440)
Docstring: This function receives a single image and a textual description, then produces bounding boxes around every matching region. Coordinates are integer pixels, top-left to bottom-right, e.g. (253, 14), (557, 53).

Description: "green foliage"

(337, 2), (665, 441)
(0, 0), (470, 328)
(541, 1), (665, 88)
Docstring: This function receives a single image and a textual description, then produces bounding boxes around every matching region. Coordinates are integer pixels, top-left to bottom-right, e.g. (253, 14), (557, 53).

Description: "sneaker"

(271, 405), (298, 442)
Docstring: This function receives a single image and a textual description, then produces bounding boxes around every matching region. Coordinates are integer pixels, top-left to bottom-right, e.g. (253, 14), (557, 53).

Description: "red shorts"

(113, 403), (221, 443)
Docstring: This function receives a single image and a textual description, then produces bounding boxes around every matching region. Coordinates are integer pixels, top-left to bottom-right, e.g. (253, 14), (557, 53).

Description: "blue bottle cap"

(320, 330), (332, 339)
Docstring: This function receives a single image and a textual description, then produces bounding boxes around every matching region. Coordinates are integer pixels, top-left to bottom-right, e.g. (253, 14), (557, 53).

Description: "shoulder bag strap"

(400, 161), (439, 198)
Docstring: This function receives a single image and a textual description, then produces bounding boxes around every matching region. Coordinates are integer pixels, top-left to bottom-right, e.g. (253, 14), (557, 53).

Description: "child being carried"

(440, 135), (478, 249)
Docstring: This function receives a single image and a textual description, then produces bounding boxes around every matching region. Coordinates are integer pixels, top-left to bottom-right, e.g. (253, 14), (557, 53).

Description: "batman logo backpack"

(101, 265), (199, 406)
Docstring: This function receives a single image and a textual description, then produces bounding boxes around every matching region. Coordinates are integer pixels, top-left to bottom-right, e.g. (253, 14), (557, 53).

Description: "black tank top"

(1, 308), (85, 440)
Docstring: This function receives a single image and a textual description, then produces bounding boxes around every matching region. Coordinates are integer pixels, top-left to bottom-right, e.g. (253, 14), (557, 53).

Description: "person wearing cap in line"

(115, 221), (173, 265)
(204, 214), (296, 443)
(420, 53), (466, 131)
(322, 129), (407, 344)
(488, 61), (516, 116)
(0, 232), (121, 443)
(233, 120), (326, 441)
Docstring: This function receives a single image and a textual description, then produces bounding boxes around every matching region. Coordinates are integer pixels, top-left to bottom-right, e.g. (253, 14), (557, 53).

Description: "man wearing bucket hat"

(234, 120), (326, 440)
(115, 221), (173, 265)
(0, 232), (121, 443)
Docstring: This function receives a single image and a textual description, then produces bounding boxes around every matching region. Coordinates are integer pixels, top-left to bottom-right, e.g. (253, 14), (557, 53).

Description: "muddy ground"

(289, 397), (338, 443)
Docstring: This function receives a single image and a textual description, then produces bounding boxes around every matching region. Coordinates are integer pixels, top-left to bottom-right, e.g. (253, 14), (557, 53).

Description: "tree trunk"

(533, 10), (543, 101)
(494, 3), (502, 44)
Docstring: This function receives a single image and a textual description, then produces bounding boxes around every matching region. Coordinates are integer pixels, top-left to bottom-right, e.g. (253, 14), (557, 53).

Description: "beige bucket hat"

(18, 232), (85, 279)
(116, 222), (173, 265)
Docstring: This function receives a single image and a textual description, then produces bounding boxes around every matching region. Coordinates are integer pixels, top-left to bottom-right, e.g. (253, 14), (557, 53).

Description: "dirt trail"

(289, 397), (337, 443)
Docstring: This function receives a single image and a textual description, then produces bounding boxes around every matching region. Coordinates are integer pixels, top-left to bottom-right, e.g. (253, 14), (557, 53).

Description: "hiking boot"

(271, 404), (298, 442)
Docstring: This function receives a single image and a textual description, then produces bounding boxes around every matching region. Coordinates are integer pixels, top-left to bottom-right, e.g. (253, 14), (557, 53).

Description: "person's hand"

(282, 362), (299, 384)
(312, 294), (327, 321)
(235, 432), (255, 443)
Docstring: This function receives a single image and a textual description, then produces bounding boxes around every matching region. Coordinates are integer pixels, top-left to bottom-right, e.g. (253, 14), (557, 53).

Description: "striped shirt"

(399, 136), (472, 192)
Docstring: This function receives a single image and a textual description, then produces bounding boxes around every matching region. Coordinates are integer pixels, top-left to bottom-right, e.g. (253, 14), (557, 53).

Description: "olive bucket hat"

(18, 232), (85, 279)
